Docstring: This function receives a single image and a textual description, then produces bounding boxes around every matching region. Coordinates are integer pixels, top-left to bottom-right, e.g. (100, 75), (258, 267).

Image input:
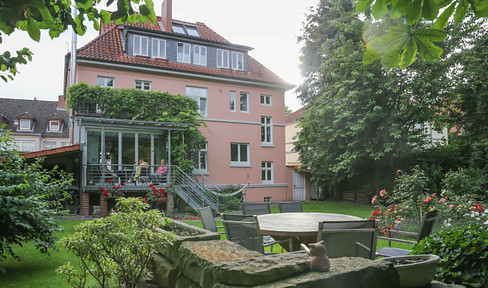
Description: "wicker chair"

(221, 214), (292, 254)
(278, 202), (303, 213)
(317, 219), (379, 260)
(376, 210), (437, 257)
(241, 202), (271, 215)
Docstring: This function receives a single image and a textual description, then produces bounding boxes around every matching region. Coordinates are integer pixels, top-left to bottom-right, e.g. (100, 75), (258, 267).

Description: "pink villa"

(66, 0), (294, 216)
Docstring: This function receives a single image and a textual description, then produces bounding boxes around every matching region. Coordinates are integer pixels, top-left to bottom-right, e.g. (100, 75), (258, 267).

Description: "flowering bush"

(99, 179), (125, 201)
(140, 183), (168, 210)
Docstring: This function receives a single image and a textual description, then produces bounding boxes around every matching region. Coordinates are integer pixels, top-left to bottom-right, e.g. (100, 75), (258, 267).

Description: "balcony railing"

(82, 164), (169, 189)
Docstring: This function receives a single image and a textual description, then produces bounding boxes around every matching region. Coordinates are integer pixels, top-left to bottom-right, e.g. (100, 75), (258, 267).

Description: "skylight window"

(172, 23), (201, 37)
(186, 26), (200, 37)
(172, 24), (185, 34)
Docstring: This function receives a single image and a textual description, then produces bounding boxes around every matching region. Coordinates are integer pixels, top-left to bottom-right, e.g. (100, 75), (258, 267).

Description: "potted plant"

(376, 254), (440, 288)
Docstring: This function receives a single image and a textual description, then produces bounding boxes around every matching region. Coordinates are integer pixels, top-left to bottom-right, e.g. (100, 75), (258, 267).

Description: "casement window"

(152, 39), (166, 59)
(261, 161), (273, 183)
(172, 23), (186, 34)
(49, 120), (60, 131)
(133, 35), (148, 56)
(217, 49), (229, 68)
(19, 119), (31, 130)
(231, 51), (244, 70)
(230, 90), (236, 112)
(186, 86), (208, 116)
(135, 80), (151, 91)
(173, 23), (201, 37)
(230, 143), (250, 166)
(261, 116), (273, 146)
(193, 45), (207, 66)
(197, 142), (208, 171)
(240, 92), (249, 113)
(177, 42), (191, 63)
(260, 94), (272, 106)
(13, 141), (35, 152)
(97, 76), (114, 88)
(43, 141), (57, 150)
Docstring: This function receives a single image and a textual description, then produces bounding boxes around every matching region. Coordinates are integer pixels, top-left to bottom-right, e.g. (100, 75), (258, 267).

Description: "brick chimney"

(161, 0), (173, 32)
(58, 95), (67, 109)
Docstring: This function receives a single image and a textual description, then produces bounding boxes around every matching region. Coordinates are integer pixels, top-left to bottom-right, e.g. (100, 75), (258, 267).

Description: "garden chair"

(221, 214), (292, 254)
(317, 219), (379, 260)
(241, 202), (271, 215)
(376, 210), (438, 257)
(278, 201), (303, 213)
(198, 206), (224, 236)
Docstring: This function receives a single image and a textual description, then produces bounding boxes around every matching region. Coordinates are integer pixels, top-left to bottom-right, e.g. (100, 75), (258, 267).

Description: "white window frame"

(217, 49), (229, 68)
(49, 120), (60, 132)
(230, 143), (250, 167)
(260, 94), (272, 106)
(193, 45), (207, 66)
(230, 90), (236, 112)
(135, 80), (152, 91)
(240, 92), (249, 113)
(43, 141), (57, 150)
(152, 38), (166, 59)
(19, 119), (31, 130)
(196, 142), (208, 171)
(13, 140), (36, 152)
(231, 51), (244, 70)
(261, 116), (273, 146)
(97, 76), (114, 88)
(133, 35), (148, 56)
(261, 161), (274, 183)
(177, 42), (191, 63)
(186, 86), (208, 116)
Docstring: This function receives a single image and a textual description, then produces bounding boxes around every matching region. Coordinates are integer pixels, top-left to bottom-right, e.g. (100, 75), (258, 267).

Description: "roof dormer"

(16, 112), (35, 131)
(46, 113), (64, 132)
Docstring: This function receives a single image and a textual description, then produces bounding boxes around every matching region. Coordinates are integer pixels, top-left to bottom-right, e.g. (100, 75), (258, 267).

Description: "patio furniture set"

(198, 203), (438, 260)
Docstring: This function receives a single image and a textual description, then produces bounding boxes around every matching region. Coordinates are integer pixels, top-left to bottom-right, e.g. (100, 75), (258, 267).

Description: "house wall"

(285, 118), (300, 165)
(75, 64), (290, 201)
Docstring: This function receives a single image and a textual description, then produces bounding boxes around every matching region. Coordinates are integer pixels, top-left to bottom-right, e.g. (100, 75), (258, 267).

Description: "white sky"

(0, 0), (318, 112)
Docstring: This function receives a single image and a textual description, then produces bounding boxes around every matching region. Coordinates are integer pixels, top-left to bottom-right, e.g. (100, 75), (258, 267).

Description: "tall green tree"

(295, 0), (476, 198)
(0, 0), (156, 82)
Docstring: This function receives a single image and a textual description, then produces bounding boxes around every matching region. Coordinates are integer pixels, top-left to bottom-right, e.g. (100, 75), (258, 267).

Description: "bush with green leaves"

(57, 197), (174, 288)
(0, 128), (73, 269)
(441, 168), (488, 203)
(412, 224), (488, 287)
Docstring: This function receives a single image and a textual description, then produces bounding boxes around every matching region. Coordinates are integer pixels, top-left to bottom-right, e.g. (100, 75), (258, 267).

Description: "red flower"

(106, 179), (112, 182)
(103, 191), (108, 197)
(119, 193), (123, 196)
(144, 197), (148, 200)
(103, 198), (107, 201)
(158, 199), (163, 202)
(153, 192), (158, 196)
(396, 169), (402, 173)
(112, 186), (116, 189)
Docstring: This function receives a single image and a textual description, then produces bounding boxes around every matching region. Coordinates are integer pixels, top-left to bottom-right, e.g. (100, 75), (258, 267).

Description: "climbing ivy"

(66, 83), (205, 172)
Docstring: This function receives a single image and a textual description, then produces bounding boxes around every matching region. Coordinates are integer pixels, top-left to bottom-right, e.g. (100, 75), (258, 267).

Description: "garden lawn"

(0, 220), (84, 288)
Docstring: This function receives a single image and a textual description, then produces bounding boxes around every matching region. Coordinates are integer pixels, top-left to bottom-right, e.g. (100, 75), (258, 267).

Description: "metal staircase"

(171, 165), (221, 213)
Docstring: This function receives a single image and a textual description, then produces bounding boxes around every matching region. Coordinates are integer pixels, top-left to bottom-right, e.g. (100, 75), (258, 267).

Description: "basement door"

(293, 170), (306, 201)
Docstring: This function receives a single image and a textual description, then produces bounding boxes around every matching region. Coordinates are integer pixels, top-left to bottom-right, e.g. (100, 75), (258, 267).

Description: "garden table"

(257, 212), (363, 251)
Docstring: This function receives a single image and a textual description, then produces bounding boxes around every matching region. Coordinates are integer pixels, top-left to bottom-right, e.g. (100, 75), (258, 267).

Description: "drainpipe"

(69, 1), (77, 144)
(168, 130), (171, 182)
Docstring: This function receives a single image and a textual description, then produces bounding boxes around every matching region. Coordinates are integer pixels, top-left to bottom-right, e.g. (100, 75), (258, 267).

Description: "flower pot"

(376, 254), (440, 288)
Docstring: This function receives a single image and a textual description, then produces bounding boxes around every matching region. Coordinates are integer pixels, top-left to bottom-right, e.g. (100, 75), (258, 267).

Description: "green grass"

(0, 220), (85, 288)
(1, 201), (413, 286)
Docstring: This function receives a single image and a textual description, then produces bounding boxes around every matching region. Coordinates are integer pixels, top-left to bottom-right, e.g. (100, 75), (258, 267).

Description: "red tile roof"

(76, 19), (292, 87)
(286, 106), (307, 123)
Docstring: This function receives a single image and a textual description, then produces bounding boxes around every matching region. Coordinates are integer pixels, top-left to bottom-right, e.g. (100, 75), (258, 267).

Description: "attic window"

(19, 119), (31, 130)
(49, 120), (60, 132)
(172, 23), (201, 37)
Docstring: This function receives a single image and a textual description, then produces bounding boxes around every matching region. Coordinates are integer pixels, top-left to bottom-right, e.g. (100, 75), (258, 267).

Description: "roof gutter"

(76, 58), (295, 90)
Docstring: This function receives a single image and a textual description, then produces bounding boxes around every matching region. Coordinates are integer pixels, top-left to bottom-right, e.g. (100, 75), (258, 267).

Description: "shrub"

(0, 128), (73, 268)
(58, 198), (173, 288)
(412, 224), (488, 287)
(441, 168), (488, 203)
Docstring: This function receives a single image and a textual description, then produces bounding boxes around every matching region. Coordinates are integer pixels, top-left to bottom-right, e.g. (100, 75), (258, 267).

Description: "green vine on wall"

(66, 83), (206, 172)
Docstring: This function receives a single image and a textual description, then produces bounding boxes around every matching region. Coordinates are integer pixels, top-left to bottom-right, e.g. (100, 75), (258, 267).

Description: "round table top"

(257, 212), (363, 237)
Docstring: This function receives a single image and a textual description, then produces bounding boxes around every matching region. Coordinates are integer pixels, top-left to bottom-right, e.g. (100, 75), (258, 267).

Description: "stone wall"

(151, 240), (400, 287)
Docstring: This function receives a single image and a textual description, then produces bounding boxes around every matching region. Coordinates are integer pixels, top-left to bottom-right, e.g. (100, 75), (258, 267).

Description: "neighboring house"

(0, 97), (69, 152)
(284, 107), (319, 201)
(65, 0), (294, 216)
